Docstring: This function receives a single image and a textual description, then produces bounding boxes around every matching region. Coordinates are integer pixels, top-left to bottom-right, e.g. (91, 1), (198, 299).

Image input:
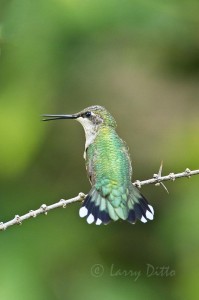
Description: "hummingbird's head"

(42, 105), (116, 128)
(77, 105), (116, 128)
(42, 105), (117, 147)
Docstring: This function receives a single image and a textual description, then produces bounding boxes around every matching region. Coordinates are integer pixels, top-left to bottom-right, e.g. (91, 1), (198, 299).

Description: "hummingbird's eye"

(85, 111), (91, 118)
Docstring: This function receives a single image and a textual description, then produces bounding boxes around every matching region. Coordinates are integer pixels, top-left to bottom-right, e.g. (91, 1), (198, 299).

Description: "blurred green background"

(0, 0), (199, 299)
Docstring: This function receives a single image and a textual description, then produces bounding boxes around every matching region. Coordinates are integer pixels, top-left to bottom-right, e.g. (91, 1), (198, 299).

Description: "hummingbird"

(42, 105), (154, 225)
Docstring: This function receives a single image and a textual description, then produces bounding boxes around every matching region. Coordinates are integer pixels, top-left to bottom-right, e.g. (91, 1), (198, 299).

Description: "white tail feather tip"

(148, 205), (154, 215)
(141, 216), (147, 223)
(96, 218), (102, 225)
(146, 210), (154, 220)
(87, 214), (95, 224)
(79, 207), (88, 218)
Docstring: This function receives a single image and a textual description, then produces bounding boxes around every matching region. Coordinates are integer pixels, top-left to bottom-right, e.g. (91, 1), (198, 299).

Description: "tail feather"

(115, 205), (128, 220)
(79, 188), (111, 225)
(127, 188), (154, 224)
(133, 203), (145, 220)
(98, 210), (111, 225)
(127, 210), (136, 224)
(107, 201), (119, 221)
(79, 185), (154, 225)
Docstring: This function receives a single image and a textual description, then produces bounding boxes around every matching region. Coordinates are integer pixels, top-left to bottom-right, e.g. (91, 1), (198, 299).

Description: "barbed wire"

(1, 167), (198, 231)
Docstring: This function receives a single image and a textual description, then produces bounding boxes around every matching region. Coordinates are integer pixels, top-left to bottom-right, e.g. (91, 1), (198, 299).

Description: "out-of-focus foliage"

(0, 1), (199, 299)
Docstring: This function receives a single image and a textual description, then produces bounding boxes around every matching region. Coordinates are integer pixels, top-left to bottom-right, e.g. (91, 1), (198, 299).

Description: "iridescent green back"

(87, 126), (132, 185)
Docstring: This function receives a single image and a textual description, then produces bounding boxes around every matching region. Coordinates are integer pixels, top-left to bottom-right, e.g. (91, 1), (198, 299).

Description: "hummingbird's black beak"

(42, 114), (79, 121)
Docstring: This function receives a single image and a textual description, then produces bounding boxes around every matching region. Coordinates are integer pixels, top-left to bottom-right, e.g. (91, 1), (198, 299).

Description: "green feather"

(107, 202), (119, 221)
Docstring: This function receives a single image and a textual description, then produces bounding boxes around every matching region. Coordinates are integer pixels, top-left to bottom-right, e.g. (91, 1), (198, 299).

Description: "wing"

(85, 146), (97, 185)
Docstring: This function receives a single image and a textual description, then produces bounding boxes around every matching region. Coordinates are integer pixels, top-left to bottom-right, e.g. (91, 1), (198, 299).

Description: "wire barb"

(134, 180), (142, 188)
(0, 222), (6, 231)
(40, 204), (48, 215)
(15, 215), (22, 225)
(185, 168), (191, 178)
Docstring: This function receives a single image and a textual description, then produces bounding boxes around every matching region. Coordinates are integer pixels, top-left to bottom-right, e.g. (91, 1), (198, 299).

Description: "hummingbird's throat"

(77, 116), (101, 158)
